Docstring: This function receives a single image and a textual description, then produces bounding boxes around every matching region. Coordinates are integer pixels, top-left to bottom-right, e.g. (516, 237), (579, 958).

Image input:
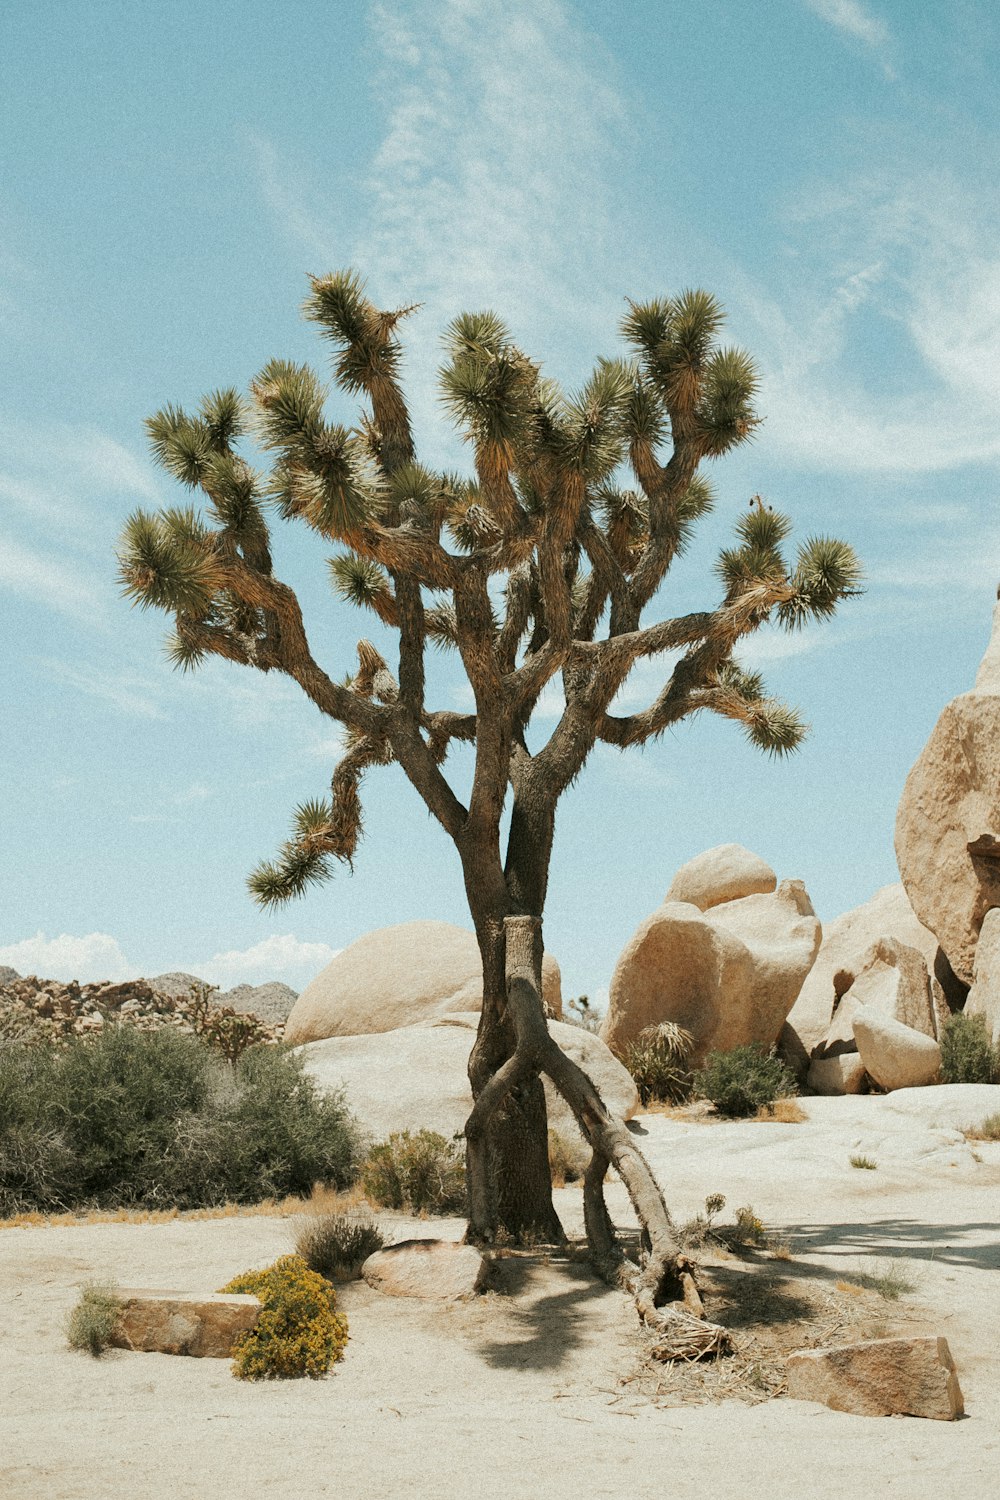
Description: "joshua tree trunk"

(465, 912), (730, 1358)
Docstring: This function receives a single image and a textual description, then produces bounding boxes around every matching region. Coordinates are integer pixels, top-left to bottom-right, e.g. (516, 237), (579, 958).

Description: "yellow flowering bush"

(220, 1254), (349, 1380)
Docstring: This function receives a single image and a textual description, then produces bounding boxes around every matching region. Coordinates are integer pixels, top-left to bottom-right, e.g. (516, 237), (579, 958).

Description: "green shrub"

(66, 1281), (122, 1357)
(361, 1130), (466, 1215)
(693, 1044), (797, 1119)
(221, 1255), (348, 1379)
(621, 1023), (693, 1105)
(0, 1030), (360, 1216)
(939, 1012), (999, 1085)
(849, 1154), (878, 1170)
(295, 1212), (385, 1280)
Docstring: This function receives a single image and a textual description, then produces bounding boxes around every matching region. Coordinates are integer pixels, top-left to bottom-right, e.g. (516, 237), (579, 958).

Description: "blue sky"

(2, 0), (999, 1003)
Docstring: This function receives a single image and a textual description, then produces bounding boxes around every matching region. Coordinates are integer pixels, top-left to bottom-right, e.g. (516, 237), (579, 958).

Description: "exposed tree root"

(465, 915), (733, 1362)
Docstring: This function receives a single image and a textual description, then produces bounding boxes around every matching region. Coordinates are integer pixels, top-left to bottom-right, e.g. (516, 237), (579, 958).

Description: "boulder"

(665, 844), (776, 911)
(846, 938), (936, 1037)
(298, 1014), (637, 1142)
(284, 921), (562, 1045)
(786, 1336), (963, 1420)
(108, 1291), (261, 1358)
(853, 1010), (941, 1092)
(807, 1052), (867, 1096)
(603, 881), (819, 1068)
(964, 906), (1000, 1046)
(786, 885), (941, 1055)
(362, 1240), (490, 1300)
(896, 601), (1000, 986)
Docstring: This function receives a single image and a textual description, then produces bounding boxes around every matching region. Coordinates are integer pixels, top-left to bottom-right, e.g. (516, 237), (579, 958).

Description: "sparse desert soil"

(2, 1093), (999, 1500)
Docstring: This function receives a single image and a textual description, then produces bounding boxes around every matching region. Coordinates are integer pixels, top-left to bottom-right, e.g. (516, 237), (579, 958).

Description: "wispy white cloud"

(254, 0), (636, 466)
(0, 419), (159, 506)
(189, 934), (340, 991)
(172, 781), (213, 806)
(36, 657), (166, 718)
(0, 537), (107, 623)
(742, 172), (1000, 473)
(0, 931), (139, 984)
(803, 0), (891, 53)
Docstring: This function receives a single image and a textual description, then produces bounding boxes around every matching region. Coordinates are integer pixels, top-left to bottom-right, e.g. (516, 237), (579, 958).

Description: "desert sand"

(3, 1089), (999, 1500)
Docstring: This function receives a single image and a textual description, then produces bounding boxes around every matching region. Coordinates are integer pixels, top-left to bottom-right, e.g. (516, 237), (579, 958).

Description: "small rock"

(665, 843), (776, 911)
(807, 1052), (867, 1095)
(362, 1240), (489, 1300)
(853, 1010), (941, 1091)
(109, 1291), (261, 1358)
(846, 938), (936, 1038)
(786, 1336), (964, 1420)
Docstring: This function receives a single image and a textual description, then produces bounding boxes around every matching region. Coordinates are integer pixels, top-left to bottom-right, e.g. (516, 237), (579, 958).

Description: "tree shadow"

(777, 1218), (1000, 1272)
(472, 1253), (620, 1372)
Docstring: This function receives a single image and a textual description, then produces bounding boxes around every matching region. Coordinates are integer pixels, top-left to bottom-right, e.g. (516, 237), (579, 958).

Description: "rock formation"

(284, 920), (562, 1046)
(896, 600), (1000, 986)
(786, 884), (942, 1057)
(297, 1014), (637, 1142)
(964, 906), (1000, 1046)
(602, 850), (820, 1068)
(664, 843), (776, 911)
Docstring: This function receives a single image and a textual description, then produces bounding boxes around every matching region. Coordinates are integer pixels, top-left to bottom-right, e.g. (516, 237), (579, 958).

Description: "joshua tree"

(119, 273), (859, 1354)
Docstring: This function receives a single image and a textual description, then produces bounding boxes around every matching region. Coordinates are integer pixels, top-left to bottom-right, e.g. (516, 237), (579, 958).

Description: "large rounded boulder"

(602, 857), (820, 1069)
(296, 1014), (638, 1141)
(895, 601), (1000, 986)
(284, 920), (562, 1045)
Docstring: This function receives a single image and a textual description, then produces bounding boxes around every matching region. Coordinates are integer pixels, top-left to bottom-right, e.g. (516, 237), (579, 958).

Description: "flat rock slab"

(362, 1240), (489, 1300)
(109, 1290), (261, 1358)
(786, 1336), (964, 1419)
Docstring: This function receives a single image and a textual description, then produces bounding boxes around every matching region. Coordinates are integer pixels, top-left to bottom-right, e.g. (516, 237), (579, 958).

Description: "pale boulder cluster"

(285, 920), (638, 1143)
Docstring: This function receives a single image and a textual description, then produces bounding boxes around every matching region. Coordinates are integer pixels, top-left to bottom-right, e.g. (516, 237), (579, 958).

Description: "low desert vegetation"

(0, 1027), (360, 1216)
(563, 994), (602, 1034)
(65, 1281), (123, 1358)
(693, 1044), (798, 1119)
(361, 1129), (466, 1216)
(849, 1154), (878, 1170)
(621, 1022), (694, 1106)
(939, 1012), (1000, 1084)
(221, 1255), (349, 1380)
(295, 1211), (385, 1280)
(965, 1111), (1000, 1142)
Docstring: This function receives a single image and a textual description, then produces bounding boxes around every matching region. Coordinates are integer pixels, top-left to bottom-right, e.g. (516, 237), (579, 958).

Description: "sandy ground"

(2, 1089), (999, 1500)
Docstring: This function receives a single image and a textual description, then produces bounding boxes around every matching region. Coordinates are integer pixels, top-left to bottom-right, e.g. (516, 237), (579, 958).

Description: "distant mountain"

(0, 966), (20, 986)
(149, 972), (298, 1024)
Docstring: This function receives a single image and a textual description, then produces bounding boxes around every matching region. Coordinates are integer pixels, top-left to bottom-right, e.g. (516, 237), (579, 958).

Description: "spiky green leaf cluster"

(117, 509), (219, 615)
(779, 536), (864, 628)
(716, 501), (791, 599)
(304, 270), (409, 394)
(550, 360), (631, 480)
(328, 553), (395, 619)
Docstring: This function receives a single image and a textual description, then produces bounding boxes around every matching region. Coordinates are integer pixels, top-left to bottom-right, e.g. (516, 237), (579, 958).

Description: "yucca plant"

(119, 271), (860, 1358)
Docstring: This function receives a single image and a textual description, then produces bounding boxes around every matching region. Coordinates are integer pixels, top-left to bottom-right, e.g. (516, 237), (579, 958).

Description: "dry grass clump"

(623, 1256), (925, 1407)
(754, 1098), (807, 1124)
(548, 1128), (589, 1187)
(66, 1281), (122, 1357)
(620, 1023), (693, 1106)
(965, 1111), (1000, 1142)
(295, 1211), (385, 1280)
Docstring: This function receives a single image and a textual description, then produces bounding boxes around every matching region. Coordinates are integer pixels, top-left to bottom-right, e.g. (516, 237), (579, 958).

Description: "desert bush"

(295, 1212), (385, 1280)
(0, 1030), (360, 1215)
(361, 1130), (466, 1215)
(221, 1255), (348, 1379)
(66, 1281), (122, 1357)
(621, 1022), (693, 1106)
(693, 1044), (797, 1118)
(849, 1154), (877, 1170)
(939, 1012), (999, 1085)
(548, 1128), (589, 1187)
